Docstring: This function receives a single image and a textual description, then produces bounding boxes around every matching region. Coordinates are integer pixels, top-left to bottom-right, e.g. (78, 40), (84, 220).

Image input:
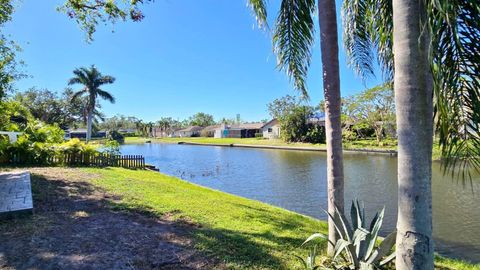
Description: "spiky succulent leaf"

(366, 230), (396, 264)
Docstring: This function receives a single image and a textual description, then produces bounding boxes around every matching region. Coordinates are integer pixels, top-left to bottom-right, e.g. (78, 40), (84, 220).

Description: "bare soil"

(0, 168), (224, 270)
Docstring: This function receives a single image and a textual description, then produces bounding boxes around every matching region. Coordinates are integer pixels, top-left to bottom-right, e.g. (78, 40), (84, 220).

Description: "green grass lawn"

(84, 167), (477, 269)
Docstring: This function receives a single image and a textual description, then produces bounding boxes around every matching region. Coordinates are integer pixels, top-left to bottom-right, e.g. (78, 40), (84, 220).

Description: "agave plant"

(298, 200), (396, 270)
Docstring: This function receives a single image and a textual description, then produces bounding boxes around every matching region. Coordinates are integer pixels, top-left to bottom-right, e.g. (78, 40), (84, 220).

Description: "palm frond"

(429, 0), (480, 180)
(248, 0), (268, 28)
(96, 88), (116, 103)
(342, 0), (393, 80)
(70, 89), (87, 102)
(97, 75), (116, 85)
(273, 0), (316, 98)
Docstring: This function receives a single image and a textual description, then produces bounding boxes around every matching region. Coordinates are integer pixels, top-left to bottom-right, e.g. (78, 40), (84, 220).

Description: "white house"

(262, 119), (281, 139)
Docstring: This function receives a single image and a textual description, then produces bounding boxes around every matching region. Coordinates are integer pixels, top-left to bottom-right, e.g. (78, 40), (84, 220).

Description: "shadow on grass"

(0, 171), (219, 269)
(0, 169), (300, 269)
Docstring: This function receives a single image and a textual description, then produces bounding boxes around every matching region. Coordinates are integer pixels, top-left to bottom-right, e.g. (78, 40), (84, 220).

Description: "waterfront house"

(262, 119), (281, 139)
(176, 126), (204, 137)
(202, 124), (221, 137)
(214, 123), (264, 138)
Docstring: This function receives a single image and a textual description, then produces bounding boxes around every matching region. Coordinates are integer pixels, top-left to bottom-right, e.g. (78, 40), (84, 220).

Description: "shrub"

(342, 129), (357, 142)
(305, 125), (325, 144)
(24, 121), (64, 143)
(255, 132), (263, 138)
(102, 139), (121, 155)
(298, 200), (396, 270)
(108, 130), (125, 143)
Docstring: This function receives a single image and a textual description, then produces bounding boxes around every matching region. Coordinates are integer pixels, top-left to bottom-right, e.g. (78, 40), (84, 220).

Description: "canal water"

(121, 143), (480, 262)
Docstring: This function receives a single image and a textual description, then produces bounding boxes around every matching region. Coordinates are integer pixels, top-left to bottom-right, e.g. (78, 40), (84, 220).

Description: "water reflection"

(121, 143), (480, 263)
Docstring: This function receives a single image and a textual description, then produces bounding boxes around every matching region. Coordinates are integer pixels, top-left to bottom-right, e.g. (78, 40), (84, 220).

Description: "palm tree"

(249, 0), (344, 253)
(68, 65), (116, 142)
(342, 0), (479, 268)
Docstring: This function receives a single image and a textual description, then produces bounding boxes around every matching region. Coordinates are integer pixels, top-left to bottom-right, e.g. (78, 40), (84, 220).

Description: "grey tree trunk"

(392, 0), (434, 269)
(318, 0), (345, 255)
(86, 111), (93, 143)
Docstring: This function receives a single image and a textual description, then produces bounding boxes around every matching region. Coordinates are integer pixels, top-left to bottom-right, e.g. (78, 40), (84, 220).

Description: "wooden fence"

(10, 153), (145, 169)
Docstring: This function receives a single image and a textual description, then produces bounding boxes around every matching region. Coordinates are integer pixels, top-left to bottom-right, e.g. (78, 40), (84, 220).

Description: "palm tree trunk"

(393, 0), (434, 268)
(318, 0), (345, 255)
(86, 110), (93, 143)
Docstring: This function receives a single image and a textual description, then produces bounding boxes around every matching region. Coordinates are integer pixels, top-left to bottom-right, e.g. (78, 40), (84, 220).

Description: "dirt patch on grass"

(0, 168), (224, 270)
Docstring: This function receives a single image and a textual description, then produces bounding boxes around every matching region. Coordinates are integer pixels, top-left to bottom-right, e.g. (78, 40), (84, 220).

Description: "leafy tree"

(0, 0), (26, 100)
(99, 115), (140, 131)
(59, 0), (151, 41)
(188, 112), (215, 127)
(343, 0), (479, 267)
(267, 95), (300, 120)
(68, 65), (115, 142)
(0, 100), (31, 131)
(357, 84), (395, 144)
(14, 88), (67, 128)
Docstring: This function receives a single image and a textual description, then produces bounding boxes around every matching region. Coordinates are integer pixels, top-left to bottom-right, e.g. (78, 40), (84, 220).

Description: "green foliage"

(342, 0), (480, 178)
(59, 0), (152, 41)
(102, 139), (121, 155)
(99, 114), (140, 131)
(13, 87), (91, 129)
(342, 129), (357, 142)
(277, 104), (325, 144)
(305, 124), (326, 144)
(23, 121), (65, 144)
(107, 130), (125, 143)
(188, 112), (215, 127)
(340, 84), (395, 144)
(0, 0), (26, 100)
(300, 201), (396, 270)
(268, 95), (300, 120)
(0, 100), (31, 131)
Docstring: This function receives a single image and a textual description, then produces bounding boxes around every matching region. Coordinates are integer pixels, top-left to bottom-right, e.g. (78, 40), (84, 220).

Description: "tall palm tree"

(249, 0), (344, 253)
(342, 0), (479, 268)
(68, 65), (116, 142)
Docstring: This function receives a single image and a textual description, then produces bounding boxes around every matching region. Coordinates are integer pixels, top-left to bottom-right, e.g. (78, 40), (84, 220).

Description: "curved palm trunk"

(86, 111), (93, 143)
(393, 0), (434, 268)
(318, 0), (345, 255)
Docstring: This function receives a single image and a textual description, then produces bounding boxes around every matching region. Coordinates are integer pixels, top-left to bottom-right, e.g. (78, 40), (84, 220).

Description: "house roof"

(202, 124), (221, 132)
(261, 119), (279, 128)
(236, 122), (264, 129)
(178, 126), (204, 132)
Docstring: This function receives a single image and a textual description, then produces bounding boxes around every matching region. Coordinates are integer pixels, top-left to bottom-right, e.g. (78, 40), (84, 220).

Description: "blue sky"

(5, 0), (381, 122)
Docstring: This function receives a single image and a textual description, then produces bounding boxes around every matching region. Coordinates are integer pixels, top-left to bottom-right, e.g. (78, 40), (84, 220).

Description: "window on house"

(268, 128), (272, 132)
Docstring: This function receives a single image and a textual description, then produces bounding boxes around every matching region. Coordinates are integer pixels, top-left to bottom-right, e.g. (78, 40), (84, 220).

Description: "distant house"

(262, 119), (281, 139)
(152, 127), (181, 138)
(176, 126), (204, 137)
(68, 129), (107, 139)
(202, 124), (221, 137)
(214, 123), (264, 138)
(118, 128), (137, 134)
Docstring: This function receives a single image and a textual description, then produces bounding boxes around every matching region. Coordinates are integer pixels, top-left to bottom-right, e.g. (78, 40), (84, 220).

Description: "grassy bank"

(78, 168), (476, 269)
(124, 136), (397, 150)
(124, 136), (447, 159)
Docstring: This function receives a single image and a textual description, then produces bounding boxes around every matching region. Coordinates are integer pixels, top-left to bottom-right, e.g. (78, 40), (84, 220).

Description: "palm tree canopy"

(249, 0), (316, 99)
(69, 65), (116, 110)
(342, 0), (480, 178)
